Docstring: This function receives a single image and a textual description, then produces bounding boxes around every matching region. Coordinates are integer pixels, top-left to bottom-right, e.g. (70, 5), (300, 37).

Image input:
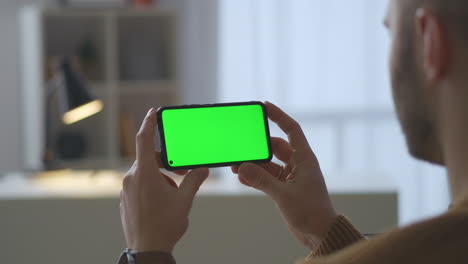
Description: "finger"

(260, 163), (292, 182)
(162, 174), (178, 188)
(136, 108), (157, 165)
(254, 137), (292, 179)
(238, 175), (251, 187)
(271, 137), (293, 163)
(231, 166), (240, 174)
(234, 163), (280, 178)
(179, 168), (210, 198)
(265, 102), (312, 159)
(258, 162), (282, 178)
(233, 137), (291, 178)
(154, 151), (188, 175)
(154, 151), (164, 167)
(254, 162), (292, 182)
(280, 165), (293, 181)
(238, 163), (281, 199)
(173, 170), (189, 176)
(233, 136), (290, 176)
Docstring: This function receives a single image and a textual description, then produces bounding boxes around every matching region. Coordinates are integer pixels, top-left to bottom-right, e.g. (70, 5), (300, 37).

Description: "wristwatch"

(118, 248), (176, 264)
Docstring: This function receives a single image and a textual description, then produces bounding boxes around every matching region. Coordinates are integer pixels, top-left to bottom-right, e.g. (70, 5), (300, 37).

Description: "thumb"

(239, 163), (280, 198)
(180, 168), (209, 198)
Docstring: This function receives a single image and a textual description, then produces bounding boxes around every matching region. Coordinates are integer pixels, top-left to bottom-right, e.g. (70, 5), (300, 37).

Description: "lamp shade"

(59, 57), (103, 125)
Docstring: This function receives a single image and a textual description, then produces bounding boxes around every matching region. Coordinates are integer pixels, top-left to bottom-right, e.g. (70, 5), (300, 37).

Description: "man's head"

(385, 0), (468, 165)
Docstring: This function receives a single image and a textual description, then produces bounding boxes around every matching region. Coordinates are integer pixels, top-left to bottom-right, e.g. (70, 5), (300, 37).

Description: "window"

(218, 0), (450, 225)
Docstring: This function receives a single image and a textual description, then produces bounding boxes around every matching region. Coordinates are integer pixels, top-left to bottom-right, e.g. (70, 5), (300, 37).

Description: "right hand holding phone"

(232, 102), (337, 250)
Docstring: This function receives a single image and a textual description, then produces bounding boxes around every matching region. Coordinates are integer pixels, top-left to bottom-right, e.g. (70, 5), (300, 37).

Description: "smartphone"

(157, 101), (272, 171)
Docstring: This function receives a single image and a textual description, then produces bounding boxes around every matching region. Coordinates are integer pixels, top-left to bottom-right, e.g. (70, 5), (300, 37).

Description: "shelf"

(51, 158), (113, 170)
(88, 81), (108, 89)
(21, 6), (179, 171)
(115, 8), (175, 17)
(43, 15), (106, 82)
(118, 80), (175, 94)
(117, 15), (175, 81)
(43, 7), (175, 17)
(44, 9), (111, 17)
(90, 82), (177, 99)
(90, 81), (175, 95)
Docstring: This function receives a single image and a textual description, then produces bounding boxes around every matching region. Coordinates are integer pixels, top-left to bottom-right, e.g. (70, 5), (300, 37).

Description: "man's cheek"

(388, 41), (398, 87)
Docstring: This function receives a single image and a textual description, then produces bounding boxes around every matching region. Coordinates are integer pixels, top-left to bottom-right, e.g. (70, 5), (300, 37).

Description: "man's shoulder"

(369, 206), (468, 262)
(402, 206), (468, 234)
(385, 206), (468, 243)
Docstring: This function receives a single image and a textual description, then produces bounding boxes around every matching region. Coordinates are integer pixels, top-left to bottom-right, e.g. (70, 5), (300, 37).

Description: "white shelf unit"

(20, 6), (179, 171)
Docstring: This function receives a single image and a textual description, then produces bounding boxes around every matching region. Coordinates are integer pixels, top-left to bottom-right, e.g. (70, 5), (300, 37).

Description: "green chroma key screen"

(157, 102), (272, 170)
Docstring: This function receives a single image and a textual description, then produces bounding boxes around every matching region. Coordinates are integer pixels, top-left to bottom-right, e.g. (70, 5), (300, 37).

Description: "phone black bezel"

(157, 101), (273, 171)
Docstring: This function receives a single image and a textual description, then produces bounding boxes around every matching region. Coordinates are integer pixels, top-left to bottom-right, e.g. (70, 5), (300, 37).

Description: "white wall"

(218, 0), (451, 225)
(0, 0), (42, 172)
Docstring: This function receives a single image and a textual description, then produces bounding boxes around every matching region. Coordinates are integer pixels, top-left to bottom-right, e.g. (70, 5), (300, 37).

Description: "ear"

(415, 8), (449, 81)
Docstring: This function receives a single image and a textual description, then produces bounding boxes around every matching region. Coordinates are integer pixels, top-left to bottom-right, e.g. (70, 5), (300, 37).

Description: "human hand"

(232, 102), (337, 250)
(120, 108), (209, 253)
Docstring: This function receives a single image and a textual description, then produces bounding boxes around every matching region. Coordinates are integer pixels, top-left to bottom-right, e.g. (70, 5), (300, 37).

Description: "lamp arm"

(43, 78), (62, 170)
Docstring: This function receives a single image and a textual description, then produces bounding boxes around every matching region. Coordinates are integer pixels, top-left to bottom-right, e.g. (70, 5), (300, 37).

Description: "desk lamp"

(44, 57), (104, 169)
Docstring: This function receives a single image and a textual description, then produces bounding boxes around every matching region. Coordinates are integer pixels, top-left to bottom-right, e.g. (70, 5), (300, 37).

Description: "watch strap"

(118, 248), (176, 264)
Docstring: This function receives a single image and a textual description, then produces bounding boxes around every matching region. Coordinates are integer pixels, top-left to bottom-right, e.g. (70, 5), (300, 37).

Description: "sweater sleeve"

(306, 215), (365, 260)
(301, 208), (468, 264)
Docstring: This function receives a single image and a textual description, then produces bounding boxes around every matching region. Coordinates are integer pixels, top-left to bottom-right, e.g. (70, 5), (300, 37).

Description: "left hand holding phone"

(120, 108), (209, 253)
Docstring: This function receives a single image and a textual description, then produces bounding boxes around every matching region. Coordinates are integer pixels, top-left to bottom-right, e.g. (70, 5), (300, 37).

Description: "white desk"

(0, 171), (397, 264)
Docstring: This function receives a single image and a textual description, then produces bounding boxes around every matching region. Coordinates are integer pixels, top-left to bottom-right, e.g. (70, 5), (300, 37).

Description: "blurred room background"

(0, 0), (449, 263)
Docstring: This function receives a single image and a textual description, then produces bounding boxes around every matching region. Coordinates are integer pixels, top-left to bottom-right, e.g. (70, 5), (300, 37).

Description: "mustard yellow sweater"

(306, 200), (468, 263)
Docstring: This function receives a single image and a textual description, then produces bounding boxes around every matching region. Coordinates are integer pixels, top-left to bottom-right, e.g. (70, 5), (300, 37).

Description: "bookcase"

(20, 6), (179, 171)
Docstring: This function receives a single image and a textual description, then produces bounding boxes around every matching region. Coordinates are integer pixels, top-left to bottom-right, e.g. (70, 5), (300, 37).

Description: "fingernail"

(147, 108), (155, 116)
(239, 175), (251, 185)
(196, 167), (209, 173)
